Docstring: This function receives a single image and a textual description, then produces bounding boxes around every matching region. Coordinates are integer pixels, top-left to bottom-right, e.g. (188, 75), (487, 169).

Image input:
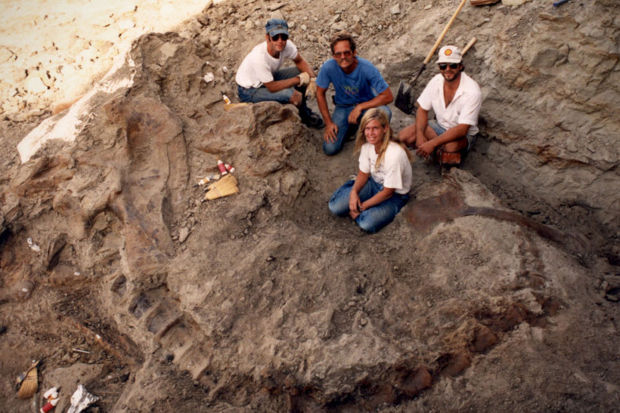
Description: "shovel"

(395, 0), (469, 114)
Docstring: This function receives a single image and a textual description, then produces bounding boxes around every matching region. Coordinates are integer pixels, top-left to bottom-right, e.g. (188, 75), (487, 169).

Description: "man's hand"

(348, 105), (363, 124)
(298, 72), (311, 87)
(305, 78), (317, 99)
(323, 121), (338, 143)
(416, 140), (436, 158)
(290, 90), (303, 106)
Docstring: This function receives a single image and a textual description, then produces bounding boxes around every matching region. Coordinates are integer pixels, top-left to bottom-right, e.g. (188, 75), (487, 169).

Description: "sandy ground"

(0, 0), (219, 119)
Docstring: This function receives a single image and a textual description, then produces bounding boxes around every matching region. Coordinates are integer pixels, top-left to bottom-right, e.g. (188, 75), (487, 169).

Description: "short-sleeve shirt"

(235, 41), (299, 88)
(417, 72), (482, 135)
(359, 142), (412, 195)
(316, 57), (389, 106)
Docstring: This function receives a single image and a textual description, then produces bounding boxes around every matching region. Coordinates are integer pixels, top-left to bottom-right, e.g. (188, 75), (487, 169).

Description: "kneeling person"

(235, 18), (323, 128)
(398, 45), (482, 166)
(328, 108), (412, 233)
(316, 32), (393, 155)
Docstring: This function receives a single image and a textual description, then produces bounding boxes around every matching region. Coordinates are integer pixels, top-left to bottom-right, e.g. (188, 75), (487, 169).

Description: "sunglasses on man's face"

(333, 50), (353, 58)
(438, 63), (460, 70)
(270, 33), (288, 41)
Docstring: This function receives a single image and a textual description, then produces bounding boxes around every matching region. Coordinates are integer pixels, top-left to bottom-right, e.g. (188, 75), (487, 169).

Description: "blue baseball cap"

(265, 19), (289, 37)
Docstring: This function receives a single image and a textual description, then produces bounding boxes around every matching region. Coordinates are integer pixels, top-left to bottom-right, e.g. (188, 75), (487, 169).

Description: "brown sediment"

(406, 190), (585, 254)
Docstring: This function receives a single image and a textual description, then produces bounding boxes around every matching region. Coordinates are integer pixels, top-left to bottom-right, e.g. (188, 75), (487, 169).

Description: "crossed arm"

(414, 106), (470, 157)
(398, 106), (470, 157)
(262, 53), (315, 93)
(348, 170), (395, 219)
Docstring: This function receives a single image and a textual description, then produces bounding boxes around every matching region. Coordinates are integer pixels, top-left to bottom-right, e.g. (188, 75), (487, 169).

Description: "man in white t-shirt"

(397, 45), (482, 166)
(235, 19), (323, 128)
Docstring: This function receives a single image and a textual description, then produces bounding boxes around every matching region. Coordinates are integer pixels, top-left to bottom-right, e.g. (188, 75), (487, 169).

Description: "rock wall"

(375, 0), (619, 257)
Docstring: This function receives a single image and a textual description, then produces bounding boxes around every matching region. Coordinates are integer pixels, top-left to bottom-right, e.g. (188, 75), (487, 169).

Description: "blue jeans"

(323, 105), (392, 156)
(429, 119), (477, 151)
(237, 67), (300, 103)
(328, 177), (409, 233)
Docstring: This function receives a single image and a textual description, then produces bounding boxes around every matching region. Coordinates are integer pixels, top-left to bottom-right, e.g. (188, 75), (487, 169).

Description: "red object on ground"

(217, 160), (228, 175)
(40, 401), (56, 413)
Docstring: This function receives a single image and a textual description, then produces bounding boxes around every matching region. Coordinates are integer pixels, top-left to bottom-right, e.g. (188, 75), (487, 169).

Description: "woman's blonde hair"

(354, 108), (411, 167)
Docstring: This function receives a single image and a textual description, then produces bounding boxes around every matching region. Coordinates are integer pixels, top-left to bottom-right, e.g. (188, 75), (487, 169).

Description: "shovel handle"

(423, 0), (469, 65)
(462, 37), (477, 55)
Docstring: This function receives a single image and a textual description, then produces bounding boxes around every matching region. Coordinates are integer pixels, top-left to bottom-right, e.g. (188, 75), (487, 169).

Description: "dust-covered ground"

(0, 0), (618, 412)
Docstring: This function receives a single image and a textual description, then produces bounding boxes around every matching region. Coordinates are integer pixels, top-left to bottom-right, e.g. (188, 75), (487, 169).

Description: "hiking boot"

(438, 149), (462, 166)
(299, 102), (325, 129)
(299, 107), (325, 129)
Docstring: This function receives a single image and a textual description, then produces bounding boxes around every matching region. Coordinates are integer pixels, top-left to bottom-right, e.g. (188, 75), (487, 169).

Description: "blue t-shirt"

(316, 57), (389, 106)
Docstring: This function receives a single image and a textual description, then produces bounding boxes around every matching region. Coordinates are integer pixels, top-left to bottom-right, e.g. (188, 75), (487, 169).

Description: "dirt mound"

(1, 1), (618, 412)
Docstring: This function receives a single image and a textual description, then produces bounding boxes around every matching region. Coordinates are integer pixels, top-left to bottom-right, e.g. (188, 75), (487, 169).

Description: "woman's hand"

(349, 191), (361, 219)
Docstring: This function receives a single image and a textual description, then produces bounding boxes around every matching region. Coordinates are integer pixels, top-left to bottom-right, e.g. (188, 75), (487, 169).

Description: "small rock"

(391, 4), (401, 14)
(179, 227), (190, 243)
(15, 280), (35, 301)
(203, 72), (214, 83)
(268, 2), (286, 11)
(424, 4), (432, 10)
(332, 22), (347, 31)
(27, 237), (41, 252)
(502, 0), (529, 5)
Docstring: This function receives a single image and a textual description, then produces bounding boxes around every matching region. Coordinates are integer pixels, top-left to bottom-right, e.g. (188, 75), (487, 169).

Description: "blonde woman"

(328, 108), (412, 233)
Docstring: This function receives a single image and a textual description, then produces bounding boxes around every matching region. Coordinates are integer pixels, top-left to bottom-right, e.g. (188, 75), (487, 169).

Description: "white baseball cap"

(437, 45), (462, 64)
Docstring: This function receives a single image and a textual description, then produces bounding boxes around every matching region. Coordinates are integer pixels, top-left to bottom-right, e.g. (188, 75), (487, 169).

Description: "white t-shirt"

(235, 41), (299, 88)
(417, 72), (482, 135)
(359, 142), (412, 195)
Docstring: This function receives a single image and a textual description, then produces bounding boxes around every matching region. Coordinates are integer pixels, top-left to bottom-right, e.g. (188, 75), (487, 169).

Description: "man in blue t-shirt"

(316, 32), (393, 155)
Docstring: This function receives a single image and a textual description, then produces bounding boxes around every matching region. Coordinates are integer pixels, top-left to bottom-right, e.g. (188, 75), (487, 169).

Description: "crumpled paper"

(67, 384), (99, 413)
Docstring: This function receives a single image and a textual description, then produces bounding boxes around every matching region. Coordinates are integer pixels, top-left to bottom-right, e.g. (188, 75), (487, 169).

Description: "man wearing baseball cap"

(235, 18), (323, 128)
(397, 45), (482, 166)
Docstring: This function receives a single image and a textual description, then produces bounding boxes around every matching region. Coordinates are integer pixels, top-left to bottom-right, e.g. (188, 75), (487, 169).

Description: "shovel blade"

(395, 81), (416, 115)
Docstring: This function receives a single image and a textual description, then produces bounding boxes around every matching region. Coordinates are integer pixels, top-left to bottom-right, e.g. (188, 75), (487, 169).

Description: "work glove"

(298, 72), (310, 87)
(305, 78), (317, 100)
